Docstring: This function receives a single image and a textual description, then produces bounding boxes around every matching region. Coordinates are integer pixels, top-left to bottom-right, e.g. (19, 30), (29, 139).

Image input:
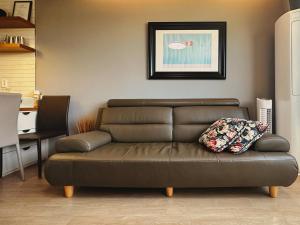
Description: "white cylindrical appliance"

(275, 9), (300, 164)
(256, 98), (272, 133)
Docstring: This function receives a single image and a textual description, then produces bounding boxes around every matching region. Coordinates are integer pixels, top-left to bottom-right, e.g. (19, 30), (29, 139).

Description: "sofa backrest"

(173, 106), (249, 142)
(97, 99), (250, 143)
(99, 107), (172, 142)
(107, 98), (240, 107)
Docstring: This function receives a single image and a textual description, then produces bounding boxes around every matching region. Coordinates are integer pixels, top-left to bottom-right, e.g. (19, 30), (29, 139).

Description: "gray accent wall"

(36, 0), (287, 131)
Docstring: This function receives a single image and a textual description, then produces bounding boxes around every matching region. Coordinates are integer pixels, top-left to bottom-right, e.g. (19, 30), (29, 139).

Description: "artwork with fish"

(163, 33), (212, 65)
(148, 22), (226, 79)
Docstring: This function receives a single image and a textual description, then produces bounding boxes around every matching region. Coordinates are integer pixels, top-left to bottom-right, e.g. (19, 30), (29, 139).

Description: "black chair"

(19, 96), (70, 178)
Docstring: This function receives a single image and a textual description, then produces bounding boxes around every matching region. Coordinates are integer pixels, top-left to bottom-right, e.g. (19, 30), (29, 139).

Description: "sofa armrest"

(253, 133), (290, 152)
(56, 130), (112, 153)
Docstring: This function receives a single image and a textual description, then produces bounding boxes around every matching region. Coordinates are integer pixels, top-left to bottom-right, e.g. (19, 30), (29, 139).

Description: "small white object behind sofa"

(256, 98), (272, 133)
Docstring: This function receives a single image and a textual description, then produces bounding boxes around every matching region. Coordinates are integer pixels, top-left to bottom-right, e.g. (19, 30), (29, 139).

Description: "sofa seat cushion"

(169, 143), (298, 188)
(45, 143), (172, 187)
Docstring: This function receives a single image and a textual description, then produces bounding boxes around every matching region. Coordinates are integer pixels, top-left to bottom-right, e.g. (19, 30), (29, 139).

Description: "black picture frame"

(148, 22), (227, 80)
(13, 1), (32, 21)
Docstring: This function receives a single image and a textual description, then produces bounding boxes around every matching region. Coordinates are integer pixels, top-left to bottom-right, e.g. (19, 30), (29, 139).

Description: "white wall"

(36, 0), (287, 131)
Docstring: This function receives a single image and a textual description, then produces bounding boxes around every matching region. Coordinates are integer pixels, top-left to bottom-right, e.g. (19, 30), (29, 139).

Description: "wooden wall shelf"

(0, 43), (35, 52)
(0, 17), (35, 29)
(19, 107), (37, 112)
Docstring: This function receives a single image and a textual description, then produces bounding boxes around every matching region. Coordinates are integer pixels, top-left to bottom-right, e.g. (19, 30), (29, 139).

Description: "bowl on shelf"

(0, 9), (7, 17)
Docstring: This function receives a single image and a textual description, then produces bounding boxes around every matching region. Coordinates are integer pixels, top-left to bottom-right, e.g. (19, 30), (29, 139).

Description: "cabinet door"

(292, 20), (300, 96)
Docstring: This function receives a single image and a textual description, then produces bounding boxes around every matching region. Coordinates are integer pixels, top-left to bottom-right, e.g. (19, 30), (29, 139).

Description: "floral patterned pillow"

(228, 120), (268, 154)
(199, 118), (247, 153)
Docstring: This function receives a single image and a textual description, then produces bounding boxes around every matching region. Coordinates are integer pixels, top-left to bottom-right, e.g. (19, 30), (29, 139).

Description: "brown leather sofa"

(44, 99), (298, 198)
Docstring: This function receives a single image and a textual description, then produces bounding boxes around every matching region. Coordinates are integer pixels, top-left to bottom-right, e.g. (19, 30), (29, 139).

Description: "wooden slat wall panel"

(0, 0), (35, 97)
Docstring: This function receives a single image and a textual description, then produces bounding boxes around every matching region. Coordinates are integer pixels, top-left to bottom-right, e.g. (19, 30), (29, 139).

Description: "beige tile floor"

(0, 166), (300, 225)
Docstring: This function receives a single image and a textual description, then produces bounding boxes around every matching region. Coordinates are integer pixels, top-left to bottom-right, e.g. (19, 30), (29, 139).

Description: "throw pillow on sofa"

(199, 118), (247, 153)
(228, 120), (268, 154)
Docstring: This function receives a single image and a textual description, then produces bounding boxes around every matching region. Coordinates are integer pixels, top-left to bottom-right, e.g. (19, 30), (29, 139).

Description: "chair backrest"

(0, 93), (21, 148)
(37, 96), (70, 135)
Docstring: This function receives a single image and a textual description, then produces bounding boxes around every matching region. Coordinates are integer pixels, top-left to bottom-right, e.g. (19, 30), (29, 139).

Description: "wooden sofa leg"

(64, 186), (74, 198)
(269, 186), (278, 198)
(166, 187), (173, 197)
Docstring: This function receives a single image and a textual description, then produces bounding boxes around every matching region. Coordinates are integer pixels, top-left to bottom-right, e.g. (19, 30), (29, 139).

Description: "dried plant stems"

(76, 119), (95, 133)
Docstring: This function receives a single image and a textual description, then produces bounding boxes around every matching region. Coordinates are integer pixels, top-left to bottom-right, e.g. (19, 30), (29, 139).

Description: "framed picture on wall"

(13, 1), (32, 21)
(148, 22), (227, 79)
